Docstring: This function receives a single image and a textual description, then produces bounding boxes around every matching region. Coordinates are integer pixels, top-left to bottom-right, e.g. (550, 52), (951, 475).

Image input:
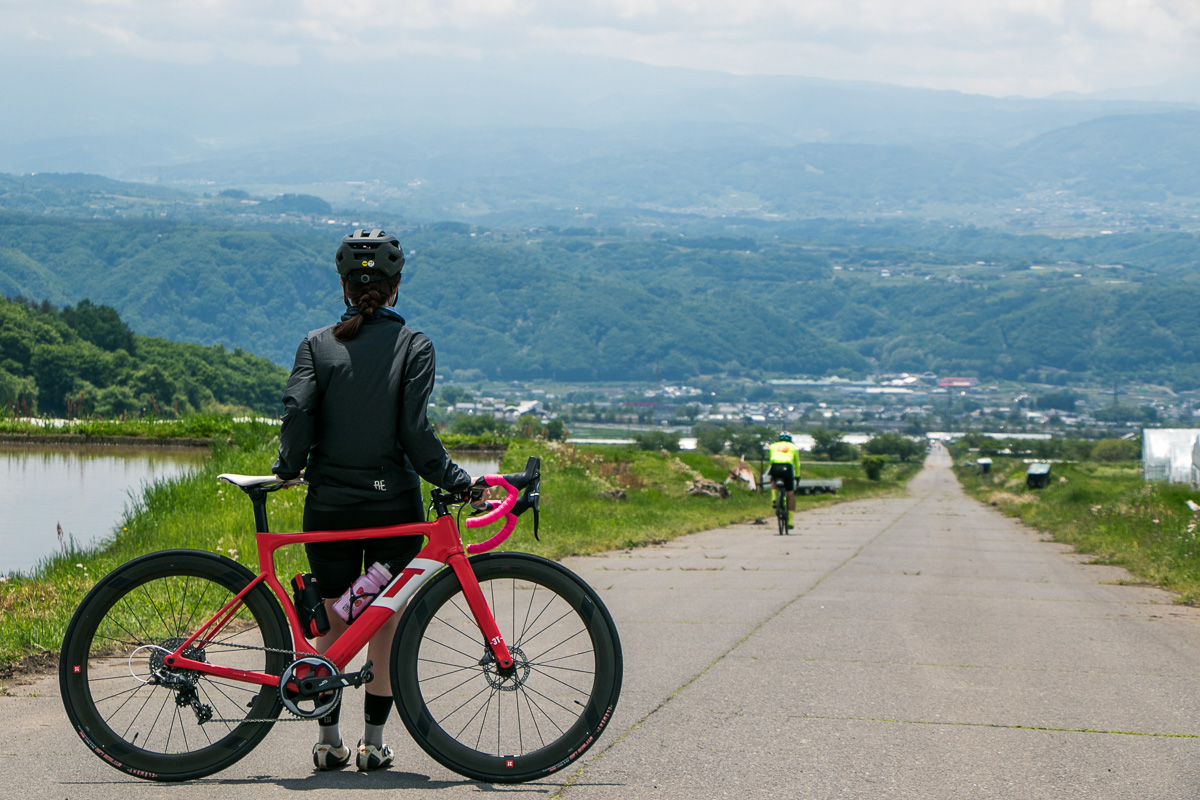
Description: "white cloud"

(2, 0), (1197, 96)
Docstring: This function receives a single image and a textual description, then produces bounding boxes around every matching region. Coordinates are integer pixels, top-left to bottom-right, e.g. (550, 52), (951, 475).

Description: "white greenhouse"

(1141, 428), (1200, 484)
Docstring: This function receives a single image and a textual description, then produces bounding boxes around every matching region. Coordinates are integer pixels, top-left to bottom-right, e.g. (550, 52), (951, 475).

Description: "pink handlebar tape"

(464, 475), (520, 555)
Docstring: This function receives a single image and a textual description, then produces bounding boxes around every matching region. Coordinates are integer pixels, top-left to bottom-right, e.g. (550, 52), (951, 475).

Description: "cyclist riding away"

(767, 432), (802, 528)
(272, 229), (474, 773)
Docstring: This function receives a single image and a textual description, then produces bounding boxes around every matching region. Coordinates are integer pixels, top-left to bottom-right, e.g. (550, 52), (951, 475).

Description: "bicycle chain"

(179, 637), (332, 724)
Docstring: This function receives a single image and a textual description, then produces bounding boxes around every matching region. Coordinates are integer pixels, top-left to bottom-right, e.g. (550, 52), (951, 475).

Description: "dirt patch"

(985, 490), (1035, 509)
(0, 651), (58, 686)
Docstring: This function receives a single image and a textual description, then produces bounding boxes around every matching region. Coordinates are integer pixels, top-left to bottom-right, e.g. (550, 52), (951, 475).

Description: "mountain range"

(1, 55), (1197, 226)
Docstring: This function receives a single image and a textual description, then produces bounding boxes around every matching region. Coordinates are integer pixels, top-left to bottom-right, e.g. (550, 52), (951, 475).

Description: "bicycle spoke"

(168, 574), (185, 636)
(105, 594), (155, 652)
(423, 669), (488, 707)
(526, 664), (593, 697)
(512, 592), (558, 649)
(418, 631), (485, 663)
(517, 680), (546, 748)
(472, 687), (495, 751)
(440, 598), (488, 647)
(533, 646), (593, 667)
(517, 582), (538, 647)
(513, 683), (572, 732)
(140, 583), (176, 638)
(91, 682), (147, 708)
(415, 659), (481, 683)
(445, 683), (499, 738)
(145, 689), (172, 747)
(176, 703), (190, 752)
(180, 576), (216, 638)
(524, 621), (588, 663)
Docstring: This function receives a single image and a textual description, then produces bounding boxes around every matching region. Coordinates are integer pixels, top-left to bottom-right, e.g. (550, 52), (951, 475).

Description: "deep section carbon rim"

(392, 554), (621, 783)
(59, 550), (290, 781)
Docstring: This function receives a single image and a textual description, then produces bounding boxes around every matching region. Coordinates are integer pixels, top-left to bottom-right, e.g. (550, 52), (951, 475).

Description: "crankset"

(278, 656), (375, 718)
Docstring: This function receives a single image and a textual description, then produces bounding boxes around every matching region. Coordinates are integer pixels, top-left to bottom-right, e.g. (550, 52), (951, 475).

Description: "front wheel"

(391, 553), (622, 783)
(59, 550), (292, 781)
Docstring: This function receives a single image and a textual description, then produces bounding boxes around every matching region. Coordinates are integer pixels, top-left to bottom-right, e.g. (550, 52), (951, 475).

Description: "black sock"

(319, 701), (341, 727)
(363, 692), (392, 727)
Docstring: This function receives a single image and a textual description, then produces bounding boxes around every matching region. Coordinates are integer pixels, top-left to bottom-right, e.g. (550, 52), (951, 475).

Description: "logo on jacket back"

(374, 479), (387, 491)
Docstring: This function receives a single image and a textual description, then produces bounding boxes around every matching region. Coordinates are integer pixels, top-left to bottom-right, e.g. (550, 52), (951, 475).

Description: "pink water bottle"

(332, 562), (393, 622)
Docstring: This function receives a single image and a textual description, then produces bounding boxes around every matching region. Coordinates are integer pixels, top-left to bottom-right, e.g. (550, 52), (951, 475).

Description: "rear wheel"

(775, 485), (789, 535)
(59, 550), (292, 781)
(391, 553), (622, 783)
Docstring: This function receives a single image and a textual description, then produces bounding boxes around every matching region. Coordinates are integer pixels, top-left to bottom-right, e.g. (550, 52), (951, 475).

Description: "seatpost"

(247, 486), (271, 533)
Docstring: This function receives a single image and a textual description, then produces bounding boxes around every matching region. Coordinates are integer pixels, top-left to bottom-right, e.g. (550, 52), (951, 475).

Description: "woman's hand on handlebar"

(467, 477), (491, 512)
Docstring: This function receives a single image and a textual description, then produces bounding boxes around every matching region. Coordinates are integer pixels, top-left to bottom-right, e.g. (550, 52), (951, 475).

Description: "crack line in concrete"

(794, 714), (1200, 738)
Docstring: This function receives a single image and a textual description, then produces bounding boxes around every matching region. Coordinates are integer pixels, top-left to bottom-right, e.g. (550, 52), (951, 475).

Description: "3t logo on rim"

(374, 480), (387, 491)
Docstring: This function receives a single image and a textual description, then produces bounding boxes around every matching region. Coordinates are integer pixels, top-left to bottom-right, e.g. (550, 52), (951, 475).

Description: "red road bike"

(59, 457), (622, 783)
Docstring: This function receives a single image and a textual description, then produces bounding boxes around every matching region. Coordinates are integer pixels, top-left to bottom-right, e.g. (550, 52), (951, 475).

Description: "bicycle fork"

(448, 553), (516, 671)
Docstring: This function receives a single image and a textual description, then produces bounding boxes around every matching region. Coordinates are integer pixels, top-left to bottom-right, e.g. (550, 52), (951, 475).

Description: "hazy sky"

(3, 0), (1198, 98)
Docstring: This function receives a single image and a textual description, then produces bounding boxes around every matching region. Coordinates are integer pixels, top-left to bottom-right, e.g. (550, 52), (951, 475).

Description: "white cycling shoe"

(312, 741), (352, 770)
(356, 740), (394, 771)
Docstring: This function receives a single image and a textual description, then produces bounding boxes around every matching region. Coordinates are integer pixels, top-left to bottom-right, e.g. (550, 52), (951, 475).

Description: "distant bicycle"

(772, 476), (791, 536)
(59, 457), (623, 783)
(766, 432), (800, 536)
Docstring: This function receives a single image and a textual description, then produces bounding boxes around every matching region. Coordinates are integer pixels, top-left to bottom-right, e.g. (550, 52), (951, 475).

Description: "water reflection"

(451, 452), (504, 479)
(0, 445), (208, 575)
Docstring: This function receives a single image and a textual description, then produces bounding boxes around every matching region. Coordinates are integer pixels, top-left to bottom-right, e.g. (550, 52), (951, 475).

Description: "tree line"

(0, 296), (287, 417)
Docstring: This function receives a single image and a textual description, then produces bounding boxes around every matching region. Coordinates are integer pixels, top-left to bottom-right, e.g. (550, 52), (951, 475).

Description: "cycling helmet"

(778, 432), (793, 442)
(335, 229), (405, 284)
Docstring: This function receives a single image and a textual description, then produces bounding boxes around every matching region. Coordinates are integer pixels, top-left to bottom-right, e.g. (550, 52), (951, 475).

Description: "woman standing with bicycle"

(272, 229), (473, 772)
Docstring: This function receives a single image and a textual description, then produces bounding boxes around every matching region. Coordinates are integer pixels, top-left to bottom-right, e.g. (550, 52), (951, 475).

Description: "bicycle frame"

(161, 491), (519, 692)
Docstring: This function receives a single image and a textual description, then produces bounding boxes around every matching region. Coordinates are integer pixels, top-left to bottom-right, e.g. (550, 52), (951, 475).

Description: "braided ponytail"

(333, 270), (401, 341)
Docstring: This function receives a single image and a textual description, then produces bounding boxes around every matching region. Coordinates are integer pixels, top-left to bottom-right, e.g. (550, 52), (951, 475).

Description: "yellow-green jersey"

(768, 440), (802, 471)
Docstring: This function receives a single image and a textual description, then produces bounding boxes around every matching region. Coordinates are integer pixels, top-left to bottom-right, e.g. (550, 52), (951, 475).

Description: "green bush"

(633, 430), (681, 452)
(861, 454), (888, 480)
(1091, 438), (1141, 462)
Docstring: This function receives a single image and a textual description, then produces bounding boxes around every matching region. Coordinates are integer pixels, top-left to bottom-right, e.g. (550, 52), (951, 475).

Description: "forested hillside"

(1, 203), (1199, 390)
(0, 296), (286, 416)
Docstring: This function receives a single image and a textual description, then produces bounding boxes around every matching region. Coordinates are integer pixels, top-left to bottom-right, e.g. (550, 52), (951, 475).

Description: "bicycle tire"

(391, 553), (622, 783)
(59, 549), (292, 782)
(776, 489), (789, 535)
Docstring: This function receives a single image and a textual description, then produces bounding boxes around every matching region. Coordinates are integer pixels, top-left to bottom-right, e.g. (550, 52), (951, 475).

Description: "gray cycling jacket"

(272, 314), (470, 510)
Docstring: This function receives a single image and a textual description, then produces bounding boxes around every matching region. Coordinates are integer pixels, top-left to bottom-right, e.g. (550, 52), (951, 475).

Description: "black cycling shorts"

(303, 495), (425, 599)
(768, 463), (796, 492)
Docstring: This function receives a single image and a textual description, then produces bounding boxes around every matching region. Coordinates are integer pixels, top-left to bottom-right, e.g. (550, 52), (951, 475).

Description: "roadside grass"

(0, 413), (256, 441)
(0, 432), (919, 670)
(954, 458), (1200, 604)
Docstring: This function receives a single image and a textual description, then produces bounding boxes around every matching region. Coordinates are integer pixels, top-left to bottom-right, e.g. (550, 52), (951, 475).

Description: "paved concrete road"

(6, 443), (1200, 798)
